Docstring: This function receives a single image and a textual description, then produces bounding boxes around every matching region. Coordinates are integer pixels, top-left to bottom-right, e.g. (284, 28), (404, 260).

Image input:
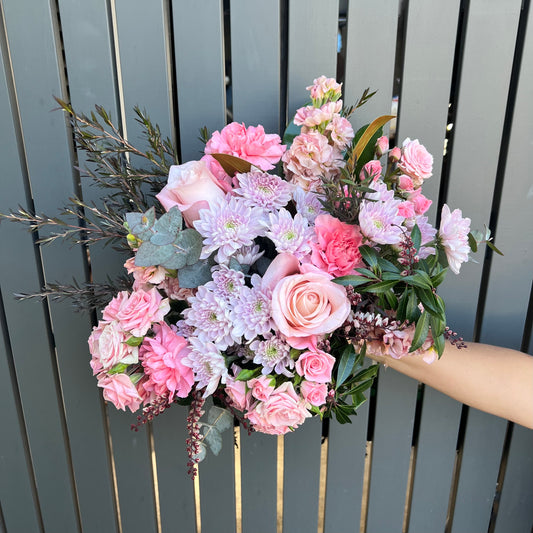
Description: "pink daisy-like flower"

(292, 187), (326, 223)
(231, 281), (274, 341)
(205, 265), (246, 302)
(194, 196), (265, 264)
(266, 208), (314, 260)
(438, 204), (471, 274)
(140, 322), (194, 399)
(359, 197), (404, 245)
(250, 334), (294, 376)
(235, 171), (293, 211)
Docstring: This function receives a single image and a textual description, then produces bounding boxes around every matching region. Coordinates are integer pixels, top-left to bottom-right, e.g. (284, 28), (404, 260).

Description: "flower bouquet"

(3, 76), (499, 477)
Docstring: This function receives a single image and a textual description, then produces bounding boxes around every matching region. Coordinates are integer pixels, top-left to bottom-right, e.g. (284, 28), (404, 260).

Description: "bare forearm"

(368, 342), (533, 429)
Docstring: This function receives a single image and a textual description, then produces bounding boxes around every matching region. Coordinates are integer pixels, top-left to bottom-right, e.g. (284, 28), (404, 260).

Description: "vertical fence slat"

(343, 0), (399, 133)
(173, 0), (226, 161)
(439, 1), (523, 532)
(287, 0), (339, 119)
(230, 0), (281, 134)
(57, 2), (158, 532)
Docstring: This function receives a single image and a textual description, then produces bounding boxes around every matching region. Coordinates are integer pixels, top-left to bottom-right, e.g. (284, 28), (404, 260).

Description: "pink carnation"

(301, 381), (328, 406)
(310, 214), (363, 277)
(295, 348), (336, 383)
(97, 373), (142, 412)
(398, 138), (433, 187)
(205, 122), (286, 171)
(115, 288), (170, 337)
(140, 322), (194, 399)
(245, 382), (311, 435)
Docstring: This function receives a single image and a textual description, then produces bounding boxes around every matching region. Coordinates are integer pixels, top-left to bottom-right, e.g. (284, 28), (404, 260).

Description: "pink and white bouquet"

(4, 77), (497, 476)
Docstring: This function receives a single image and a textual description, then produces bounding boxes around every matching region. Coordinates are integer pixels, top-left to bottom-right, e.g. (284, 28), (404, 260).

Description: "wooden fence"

(0, 1), (532, 532)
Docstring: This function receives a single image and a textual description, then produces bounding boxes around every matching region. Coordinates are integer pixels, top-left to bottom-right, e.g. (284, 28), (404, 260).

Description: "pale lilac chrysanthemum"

(233, 244), (264, 266)
(265, 208), (314, 259)
(231, 283), (274, 341)
(183, 285), (239, 349)
(438, 204), (471, 274)
(205, 265), (246, 302)
(292, 186), (326, 223)
(404, 215), (437, 259)
(194, 196), (265, 264)
(359, 198), (404, 245)
(250, 334), (294, 376)
(363, 179), (394, 202)
(173, 319), (196, 338)
(183, 337), (228, 398)
(235, 171), (293, 211)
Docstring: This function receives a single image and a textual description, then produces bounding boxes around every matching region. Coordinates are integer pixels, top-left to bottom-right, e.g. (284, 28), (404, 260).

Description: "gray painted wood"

(324, 400), (369, 533)
(366, 368), (418, 532)
(396, 0), (460, 224)
(172, 0), (226, 161)
(241, 432), (277, 533)
(287, 0), (339, 119)
(343, 0), (398, 134)
(230, 0), (281, 135)
(283, 417), (322, 533)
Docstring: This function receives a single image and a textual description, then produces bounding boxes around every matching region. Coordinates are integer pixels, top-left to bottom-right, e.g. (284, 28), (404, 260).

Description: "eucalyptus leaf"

(135, 241), (175, 267)
(194, 442), (207, 463)
(153, 206), (182, 236)
(202, 426), (223, 456)
(150, 232), (175, 246)
(178, 260), (213, 288)
(207, 406), (233, 432)
(174, 228), (203, 266)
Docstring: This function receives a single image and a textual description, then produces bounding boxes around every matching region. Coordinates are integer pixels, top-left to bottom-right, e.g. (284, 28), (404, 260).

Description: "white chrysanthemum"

(233, 244), (264, 266)
(183, 338), (228, 398)
(194, 196), (265, 264)
(231, 284), (274, 341)
(183, 285), (239, 349)
(438, 204), (471, 274)
(265, 208), (314, 259)
(204, 265), (246, 302)
(235, 171), (293, 211)
(292, 186), (326, 223)
(250, 335), (294, 376)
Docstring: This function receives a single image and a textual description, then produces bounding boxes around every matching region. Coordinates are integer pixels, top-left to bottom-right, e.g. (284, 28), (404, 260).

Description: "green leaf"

(406, 289), (421, 322)
(381, 271), (403, 281)
(429, 313), (446, 338)
(487, 241), (504, 256)
(404, 270), (433, 290)
(125, 336), (143, 347)
(282, 120), (301, 149)
(353, 115), (395, 163)
(410, 310), (430, 352)
(396, 289), (409, 322)
(362, 280), (398, 294)
(431, 268), (448, 287)
(411, 223), (422, 251)
(359, 245), (379, 269)
(468, 232), (478, 253)
(377, 257), (400, 273)
(235, 368), (261, 381)
(333, 275), (372, 287)
(355, 267), (380, 279)
(352, 391), (368, 410)
(414, 287), (441, 317)
(345, 378), (375, 396)
(351, 364), (379, 383)
(336, 345), (356, 386)
(334, 408), (352, 424)
(433, 333), (445, 358)
(383, 287), (398, 309)
(108, 363), (129, 375)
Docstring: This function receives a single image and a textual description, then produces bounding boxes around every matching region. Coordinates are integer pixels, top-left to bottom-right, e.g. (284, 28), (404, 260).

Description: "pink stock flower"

(271, 270), (351, 346)
(295, 348), (336, 383)
(140, 322), (194, 399)
(282, 131), (343, 191)
(398, 138), (433, 187)
(359, 160), (382, 182)
(156, 160), (227, 227)
(205, 122), (286, 171)
(88, 320), (138, 373)
(326, 115), (354, 150)
(301, 381), (328, 406)
(115, 288), (170, 337)
(245, 382), (311, 435)
(310, 214), (363, 277)
(97, 373), (142, 412)
(294, 102), (341, 129)
(306, 76), (342, 101)
(439, 204), (471, 274)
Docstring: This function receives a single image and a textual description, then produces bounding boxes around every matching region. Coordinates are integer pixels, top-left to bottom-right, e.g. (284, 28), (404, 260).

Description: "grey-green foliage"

(197, 406), (234, 459)
(126, 206), (203, 270)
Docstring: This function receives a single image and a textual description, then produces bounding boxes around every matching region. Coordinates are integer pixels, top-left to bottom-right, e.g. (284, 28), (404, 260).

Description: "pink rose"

(156, 160), (226, 226)
(359, 160), (382, 182)
(245, 382), (311, 435)
(205, 122), (286, 171)
(97, 373), (142, 412)
(140, 322), (194, 399)
(295, 349), (336, 383)
(408, 189), (432, 215)
(310, 214), (363, 277)
(375, 136), (389, 157)
(115, 288), (170, 337)
(88, 320), (138, 373)
(301, 381), (328, 406)
(225, 376), (252, 411)
(397, 174), (414, 192)
(389, 146), (401, 163)
(200, 155), (234, 193)
(398, 138), (433, 187)
(248, 375), (275, 402)
(398, 201), (416, 219)
(102, 291), (129, 322)
(271, 270), (351, 346)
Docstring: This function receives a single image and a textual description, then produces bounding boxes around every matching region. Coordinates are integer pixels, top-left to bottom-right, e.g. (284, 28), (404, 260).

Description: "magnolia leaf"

(353, 115), (395, 161)
(410, 310), (430, 352)
(336, 345), (356, 386)
(282, 120), (301, 149)
(210, 153), (252, 176)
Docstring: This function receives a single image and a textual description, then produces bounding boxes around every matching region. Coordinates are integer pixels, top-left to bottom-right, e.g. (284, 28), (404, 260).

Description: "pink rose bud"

(375, 136), (389, 157)
(397, 174), (414, 191)
(389, 146), (401, 163)
(359, 160), (382, 182)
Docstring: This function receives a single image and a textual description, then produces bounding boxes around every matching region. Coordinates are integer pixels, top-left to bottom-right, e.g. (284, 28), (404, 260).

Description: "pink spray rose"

(271, 270), (351, 346)
(248, 375), (275, 402)
(310, 214), (363, 277)
(156, 160), (227, 226)
(375, 135), (389, 157)
(389, 146), (402, 163)
(102, 291), (129, 322)
(245, 382), (311, 435)
(301, 381), (328, 407)
(225, 375), (252, 411)
(204, 122), (286, 171)
(97, 373), (142, 412)
(359, 160), (382, 182)
(407, 189), (432, 215)
(115, 288), (170, 337)
(397, 174), (415, 192)
(295, 348), (336, 383)
(398, 138), (433, 187)
(140, 322), (194, 399)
